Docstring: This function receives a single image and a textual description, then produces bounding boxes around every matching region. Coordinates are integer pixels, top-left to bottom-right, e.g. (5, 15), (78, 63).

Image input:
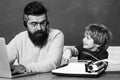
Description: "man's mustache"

(34, 30), (46, 35)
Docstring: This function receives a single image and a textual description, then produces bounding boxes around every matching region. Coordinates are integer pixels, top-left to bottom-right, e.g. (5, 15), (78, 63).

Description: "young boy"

(63, 24), (112, 68)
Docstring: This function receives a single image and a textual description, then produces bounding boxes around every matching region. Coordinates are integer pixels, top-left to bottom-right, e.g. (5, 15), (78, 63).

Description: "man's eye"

(31, 23), (37, 26)
(41, 21), (47, 25)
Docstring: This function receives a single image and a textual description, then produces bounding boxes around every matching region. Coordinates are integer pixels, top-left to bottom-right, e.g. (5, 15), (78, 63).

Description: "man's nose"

(36, 24), (42, 30)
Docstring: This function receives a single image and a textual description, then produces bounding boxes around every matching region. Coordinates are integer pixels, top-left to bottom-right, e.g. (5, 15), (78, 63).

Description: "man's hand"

(11, 64), (27, 75)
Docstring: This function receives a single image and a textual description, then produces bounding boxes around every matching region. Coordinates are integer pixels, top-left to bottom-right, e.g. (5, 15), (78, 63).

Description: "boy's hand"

(62, 49), (72, 63)
(11, 64), (27, 75)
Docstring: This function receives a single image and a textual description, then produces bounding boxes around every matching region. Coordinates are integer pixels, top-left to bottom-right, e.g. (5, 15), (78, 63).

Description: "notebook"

(0, 37), (35, 78)
(52, 61), (105, 77)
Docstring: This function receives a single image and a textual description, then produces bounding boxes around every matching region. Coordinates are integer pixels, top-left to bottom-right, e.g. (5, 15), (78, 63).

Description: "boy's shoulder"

(75, 44), (84, 51)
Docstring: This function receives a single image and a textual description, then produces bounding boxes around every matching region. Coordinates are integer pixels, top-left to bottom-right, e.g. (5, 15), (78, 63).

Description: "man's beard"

(28, 30), (48, 47)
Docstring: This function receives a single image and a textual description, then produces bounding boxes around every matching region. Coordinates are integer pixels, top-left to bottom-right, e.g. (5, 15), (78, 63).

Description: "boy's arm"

(93, 50), (109, 70)
(62, 46), (79, 61)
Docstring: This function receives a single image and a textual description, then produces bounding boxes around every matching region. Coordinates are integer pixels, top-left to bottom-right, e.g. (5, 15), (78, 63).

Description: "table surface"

(0, 71), (120, 80)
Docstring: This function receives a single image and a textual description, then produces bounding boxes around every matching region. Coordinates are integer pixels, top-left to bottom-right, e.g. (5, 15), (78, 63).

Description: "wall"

(0, 0), (120, 45)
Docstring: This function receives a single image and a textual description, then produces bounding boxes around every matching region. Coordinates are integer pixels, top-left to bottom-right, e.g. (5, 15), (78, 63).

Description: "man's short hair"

(85, 24), (112, 49)
(24, 1), (47, 16)
(23, 1), (48, 27)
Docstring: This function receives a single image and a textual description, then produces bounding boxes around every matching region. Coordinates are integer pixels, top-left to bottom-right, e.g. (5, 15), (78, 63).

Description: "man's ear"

(24, 15), (28, 22)
(23, 15), (28, 28)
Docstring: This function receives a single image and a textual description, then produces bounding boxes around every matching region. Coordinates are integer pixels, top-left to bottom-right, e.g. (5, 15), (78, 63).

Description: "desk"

(0, 71), (120, 80)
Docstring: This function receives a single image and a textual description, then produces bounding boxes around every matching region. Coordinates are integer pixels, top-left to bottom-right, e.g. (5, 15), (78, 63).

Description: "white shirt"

(7, 28), (64, 73)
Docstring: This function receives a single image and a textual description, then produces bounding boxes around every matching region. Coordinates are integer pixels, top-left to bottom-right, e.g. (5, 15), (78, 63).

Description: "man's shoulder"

(15, 31), (28, 39)
(48, 28), (64, 40)
(49, 28), (63, 36)
(49, 28), (62, 33)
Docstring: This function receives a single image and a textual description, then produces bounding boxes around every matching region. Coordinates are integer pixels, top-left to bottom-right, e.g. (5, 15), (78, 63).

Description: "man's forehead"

(85, 31), (91, 35)
(27, 14), (47, 22)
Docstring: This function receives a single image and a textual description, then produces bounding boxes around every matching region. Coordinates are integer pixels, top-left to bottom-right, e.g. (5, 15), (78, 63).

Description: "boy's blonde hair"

(85, 23), (112, 49)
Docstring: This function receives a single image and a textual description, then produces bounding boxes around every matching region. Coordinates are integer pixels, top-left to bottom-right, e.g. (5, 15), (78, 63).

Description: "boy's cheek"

(83, 44), (88, 49)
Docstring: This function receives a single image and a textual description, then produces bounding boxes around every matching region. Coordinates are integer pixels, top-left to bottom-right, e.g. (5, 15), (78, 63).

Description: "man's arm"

(7, 36), (27, 74)
(24, 31), (64, 73)
(7, 36), (18, 65)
